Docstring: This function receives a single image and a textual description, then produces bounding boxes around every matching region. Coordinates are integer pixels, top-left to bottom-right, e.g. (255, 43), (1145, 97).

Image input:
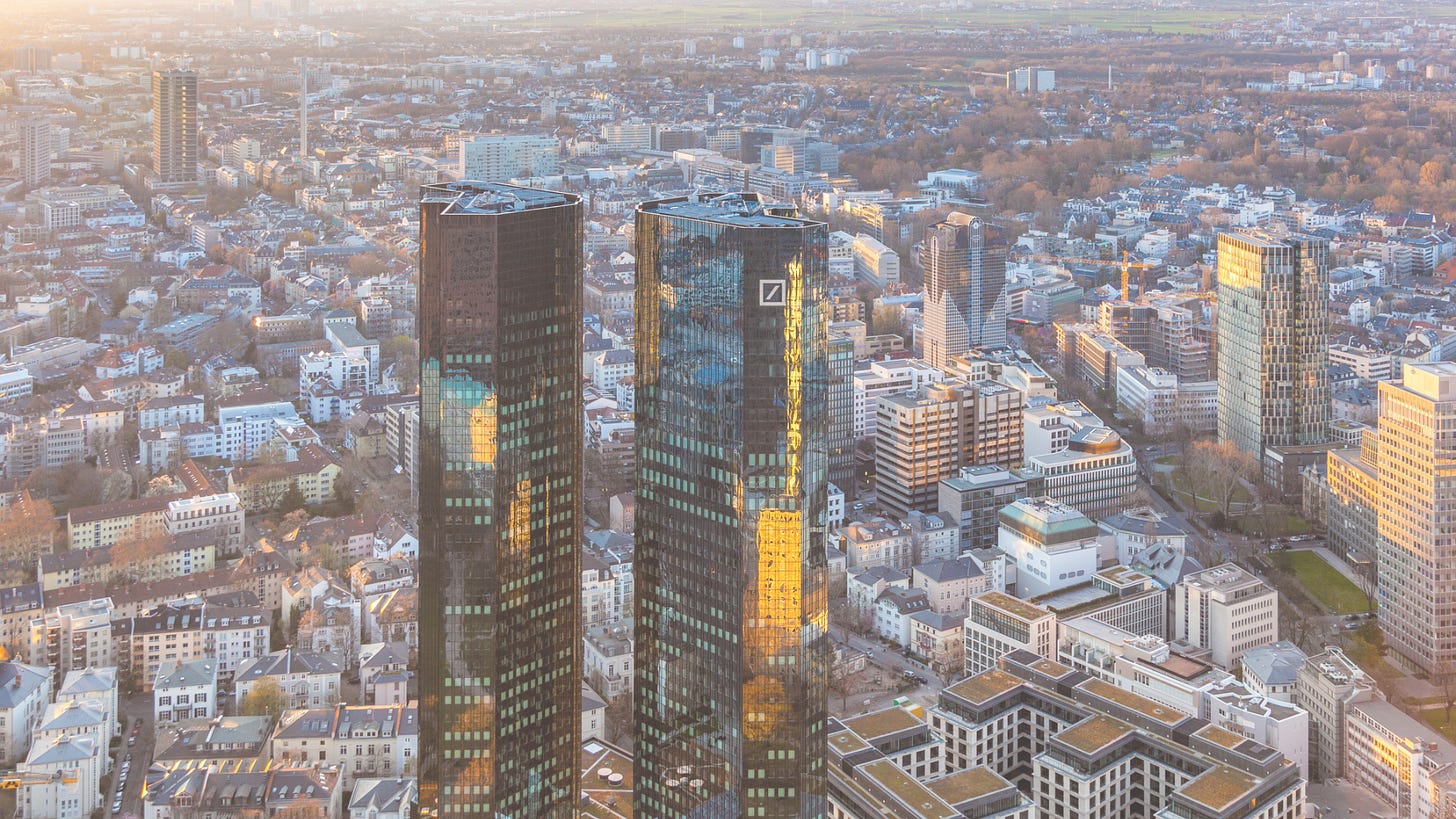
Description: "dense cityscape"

(1, 0), (1455, 816)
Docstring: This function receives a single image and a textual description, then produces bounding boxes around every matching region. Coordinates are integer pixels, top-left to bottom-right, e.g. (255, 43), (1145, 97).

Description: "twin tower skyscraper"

(417, 183), (831, 818)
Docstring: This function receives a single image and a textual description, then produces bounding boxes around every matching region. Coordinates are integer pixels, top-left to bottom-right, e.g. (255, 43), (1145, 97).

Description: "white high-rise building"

(19, 118), (50, 187)
(458, 134), (559, 182)
(1174, 563), (1279, 671)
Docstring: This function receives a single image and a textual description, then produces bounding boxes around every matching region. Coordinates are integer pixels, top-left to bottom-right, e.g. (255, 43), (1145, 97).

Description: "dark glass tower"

(417, 182), (582, 818)
(633, 193), (830, 818)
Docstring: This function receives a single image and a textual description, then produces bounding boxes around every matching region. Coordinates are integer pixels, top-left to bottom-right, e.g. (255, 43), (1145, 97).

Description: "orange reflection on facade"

(756, 509), (802, 625)
(469, 393), (497, 465)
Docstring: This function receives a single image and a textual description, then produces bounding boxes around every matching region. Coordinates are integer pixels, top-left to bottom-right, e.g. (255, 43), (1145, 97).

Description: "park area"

(1269, 551), (1370, 615)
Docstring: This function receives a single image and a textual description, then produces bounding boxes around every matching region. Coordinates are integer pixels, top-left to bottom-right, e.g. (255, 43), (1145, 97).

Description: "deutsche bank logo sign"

(759, 279), (786, 307)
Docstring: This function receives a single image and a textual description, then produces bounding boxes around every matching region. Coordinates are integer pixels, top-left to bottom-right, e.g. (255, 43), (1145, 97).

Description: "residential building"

(154, 659), (218, 723)
(583, 625), (632, 702)
(0, 660), (53, 765)
(1174, 564), (1279, 671)
(417, 182), (582, 817)
(234, 648), (343, 710)
(30, 599), (113, 681)
(55, 667), (118, 741)
(633, 193), (830, 818)
(912, 557), (989, 616)
(1216, 231), (1330, 462)
(270, 704), (418, 788)
(457, 133), (559, 182)
(152, 69), (198, 185)
(841, 517), (913, 573)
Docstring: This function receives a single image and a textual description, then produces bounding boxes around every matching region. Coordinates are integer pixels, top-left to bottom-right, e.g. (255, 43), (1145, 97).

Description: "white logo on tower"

(760, 279), (786, 306)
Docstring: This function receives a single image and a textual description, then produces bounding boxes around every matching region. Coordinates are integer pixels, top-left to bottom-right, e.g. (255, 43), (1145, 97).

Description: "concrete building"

(852, 358), (945, 439)
(928, 652), (1306, 819)
(997, 497), (1108, 598)
(19, 118), (50, 187)
(152, 69), (198, 185)
(1216, 231), (1330, 464)
(938, 465), (1041, 551)
(1293, 647), (1376, 782)
(850, 234), (900, 289)
(963, 591), (1055, 676)
(1174, 564), (1279, 671)
(1025, 425), (1138, 520)
(30, 599), (114, 681)
(1345, 699), (1456, 818)
(457, 133), (559, 182)
(875, 380), (1024, 517)
(911, 557), (989, 616)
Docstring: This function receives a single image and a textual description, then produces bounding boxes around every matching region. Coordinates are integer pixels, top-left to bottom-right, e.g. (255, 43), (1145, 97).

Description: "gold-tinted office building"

(417, 182), (582, 817)
(633, 193), (831, 818)
(1215, 230), (1329, 461)
(1372, 363), (1456, 675)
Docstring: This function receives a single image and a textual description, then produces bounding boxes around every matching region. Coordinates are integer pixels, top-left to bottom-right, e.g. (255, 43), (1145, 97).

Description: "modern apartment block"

(417, 182), (582, 817)
(1216, 230), (1330, 463)
(921, 213), (1008, 366)
(874, 379), (1024, 517)
(19, 117), (50, 188)
(1174, 563), (1279, 671)
(633, 193), (830, 818)
(963, 591), (1055, 676)
(152, 69), (199, 185)
(851, 358), (945, 439)
(457, 133), (560, 182)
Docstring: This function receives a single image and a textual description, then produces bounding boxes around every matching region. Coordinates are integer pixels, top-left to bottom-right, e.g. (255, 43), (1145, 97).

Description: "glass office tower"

(921, 212), (1008, 367)
(633, 193), (830, 818)
(417, 182), (582, 818)
(1216, 230), (1330, 462)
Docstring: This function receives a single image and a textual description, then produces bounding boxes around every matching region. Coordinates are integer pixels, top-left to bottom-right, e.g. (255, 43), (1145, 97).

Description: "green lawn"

(1421, 709), (1456, 744)
(1234, 507), (1314, 539)
(1271, 551), (1370, 614)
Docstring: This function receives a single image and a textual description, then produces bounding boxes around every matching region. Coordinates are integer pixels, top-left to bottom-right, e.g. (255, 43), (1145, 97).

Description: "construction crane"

(1021, 251), (1159, 302)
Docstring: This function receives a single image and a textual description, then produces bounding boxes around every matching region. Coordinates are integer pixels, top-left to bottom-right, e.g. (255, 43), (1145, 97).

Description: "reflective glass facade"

(417, 182), (582, 818)
(921, 213), (1008, 367)
(1216, 231), (1330, 460)
(633, 194), (830, 818)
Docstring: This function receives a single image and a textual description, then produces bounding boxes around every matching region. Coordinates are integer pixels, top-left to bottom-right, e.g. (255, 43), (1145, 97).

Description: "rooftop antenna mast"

(299, 57), (308, 160)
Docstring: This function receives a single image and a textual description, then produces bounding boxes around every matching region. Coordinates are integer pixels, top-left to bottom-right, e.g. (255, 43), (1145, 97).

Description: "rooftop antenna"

(1108, 64), (1113, 91)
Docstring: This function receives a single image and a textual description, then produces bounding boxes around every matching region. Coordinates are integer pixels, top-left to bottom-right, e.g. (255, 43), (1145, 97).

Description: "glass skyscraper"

(633, 193), (830, 818)
(921, 212), (1008, 367)
(1215, 230), (1330, 461)
(417, 182), (582, 818)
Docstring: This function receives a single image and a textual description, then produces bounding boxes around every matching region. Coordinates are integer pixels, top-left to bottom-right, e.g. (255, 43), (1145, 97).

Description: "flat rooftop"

(923, 767), (1015, 805)
(1056, 715), (1134, 755)
(426, 181), (575, 214)
(639, 192), (819, 228)
(1178, 765), (1259, 812)
(1079, 678), (1186, 727)
(843, 707), (922, 741)
(944, 669), (1023, 706)
(974, 591), (1051, 622)
(860, 759), (961, 819)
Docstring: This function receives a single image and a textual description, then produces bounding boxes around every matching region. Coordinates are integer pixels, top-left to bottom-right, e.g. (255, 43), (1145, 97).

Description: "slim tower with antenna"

(1108, 64), (1113, 90)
